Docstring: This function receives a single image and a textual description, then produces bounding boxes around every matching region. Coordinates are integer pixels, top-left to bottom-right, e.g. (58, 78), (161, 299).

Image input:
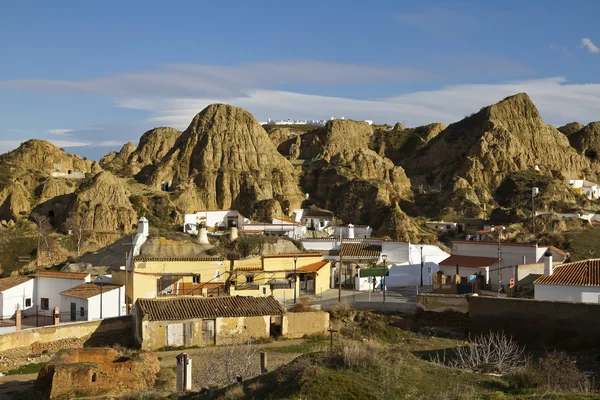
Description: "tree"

(65, 211), (89, 257)
(31, 213), (53, 266)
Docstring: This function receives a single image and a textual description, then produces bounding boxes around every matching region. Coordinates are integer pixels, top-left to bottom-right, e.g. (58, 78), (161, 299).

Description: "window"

(25, 298), (31, 307)
(80, 307), (85, 317)
(41, 298), (49, 311)
(246, 275), (254, 283)
(192, 275), (200, 284)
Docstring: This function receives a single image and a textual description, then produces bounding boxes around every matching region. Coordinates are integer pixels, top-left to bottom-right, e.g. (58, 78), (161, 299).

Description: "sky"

(1, 1), (600, 160)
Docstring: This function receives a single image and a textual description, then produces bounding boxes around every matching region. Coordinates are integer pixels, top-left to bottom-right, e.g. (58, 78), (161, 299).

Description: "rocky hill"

(100, 127), (182, 176)
(0, 140), (101, 222)
(371, 122), (446, 164)
(568, 121), (600, 162)
(405, 93), (596, 216)
(135, 104), (305, 217)
(558, 122), (584, 136)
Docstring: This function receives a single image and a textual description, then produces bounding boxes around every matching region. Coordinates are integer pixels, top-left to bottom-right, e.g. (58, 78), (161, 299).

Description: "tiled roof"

(0, 276), (32, 292)
(134, 257), (225, 262)
(535, 259), (600, 286)
(239, 229), (265, 234)
(298, 260), (330, 272)
(439, 255), (499, 268)
(137, 296), (285, 321)
(340, 243), (381, 259)
(235, 265), (263, 271)
(262, 253), (323, 259)
(548, 246), (569, 257)
(60, 283), (122, 299)
(34, 271), (89, 280)
(274, 217), (306, 226)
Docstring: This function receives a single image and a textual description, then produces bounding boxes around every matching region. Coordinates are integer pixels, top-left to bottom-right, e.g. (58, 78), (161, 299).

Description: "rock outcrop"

(0, 182), (31, 221)
(568, 121), (600, 162)
(371, 122), (446, 164)
(558, 122), (585, 136)
(101, 127), (182, 176)
(64, 171), (137, 233)
(136, 104), (304, 217)
(406, 93), (596, 214)
(301, 120), (412, 230)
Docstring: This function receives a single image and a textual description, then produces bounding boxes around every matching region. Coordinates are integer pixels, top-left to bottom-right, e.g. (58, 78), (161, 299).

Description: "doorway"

(70, 302), (76, 321)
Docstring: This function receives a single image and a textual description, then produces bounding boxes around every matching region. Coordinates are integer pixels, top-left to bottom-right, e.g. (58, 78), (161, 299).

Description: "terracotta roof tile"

(274, 217), (306, 226)
(134, 256), (225, 262)
(298, 260), (330, 272)
(34, 271), (89, 280)
(137, 296), (285, 321)
(535, 259), (600, 286)
(60, 283), (122, 299)
(262, 253), (323, 259)
(548, 246), (569, 257)
(235, 265), (264, 271)
(340, 243), (381, 259)
(0, 276), (32, 292)
(440, 255), (499, 268)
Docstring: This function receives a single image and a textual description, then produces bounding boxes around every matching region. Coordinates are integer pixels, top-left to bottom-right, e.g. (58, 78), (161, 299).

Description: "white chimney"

(543, 250), (553, 276)
(347, 224), (355, 239)
(198, 226), (209, 245)
(137, 217), (149, 237)
(229, 226), (238, 241)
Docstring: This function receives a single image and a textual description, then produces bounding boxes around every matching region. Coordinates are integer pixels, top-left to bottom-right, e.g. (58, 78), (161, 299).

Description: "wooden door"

(70, 303), (76, 321)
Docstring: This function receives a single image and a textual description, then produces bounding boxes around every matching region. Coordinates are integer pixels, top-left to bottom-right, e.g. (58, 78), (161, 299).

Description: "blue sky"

(1, 1), (600, 159)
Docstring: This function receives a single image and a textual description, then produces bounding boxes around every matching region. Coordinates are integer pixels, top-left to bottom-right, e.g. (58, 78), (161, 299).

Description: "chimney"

(229, 226), (238, 241)
(137, 217), (149, 237)
(198, 225), (209, 245)
(347, 224), (355, 239)
(544, 250), (553, 275)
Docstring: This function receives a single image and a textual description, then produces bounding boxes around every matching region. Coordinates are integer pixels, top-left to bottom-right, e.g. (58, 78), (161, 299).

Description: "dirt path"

(0, 373), (37, 400)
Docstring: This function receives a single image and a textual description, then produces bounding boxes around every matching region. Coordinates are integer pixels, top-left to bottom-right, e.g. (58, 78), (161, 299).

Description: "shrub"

(505, 364), (543, 389)
(448, 332), (526, 373)
(536, 351), (593, 393)
(328, 340), (383, 369)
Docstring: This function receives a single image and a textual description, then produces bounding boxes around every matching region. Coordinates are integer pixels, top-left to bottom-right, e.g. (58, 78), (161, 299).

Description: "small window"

(246, 275), (254, 283)
(41, 298), (49, 310)
(25, 298), (31, 307)
(192, 275), (200, 284)
(80, 307), (85, 317)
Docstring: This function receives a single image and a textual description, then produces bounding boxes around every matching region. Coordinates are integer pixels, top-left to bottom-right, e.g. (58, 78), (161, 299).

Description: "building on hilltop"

(569, 179), (600, 199)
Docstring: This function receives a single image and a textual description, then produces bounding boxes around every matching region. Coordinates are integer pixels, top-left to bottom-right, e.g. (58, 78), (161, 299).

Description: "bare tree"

(196, 336), (260, 389)
(65, 211), (89, 257)
(449, 331), (527, 373)
(31, 213), (53, 266)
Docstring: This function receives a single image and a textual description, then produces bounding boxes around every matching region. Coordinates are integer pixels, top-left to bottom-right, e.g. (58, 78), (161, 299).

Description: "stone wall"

(0, 316), (132, 354)
(416, 294), (469, 313)
(282, 311), (329, 338)
(216, 316), (270, 344)
(468, 296), (600, 349)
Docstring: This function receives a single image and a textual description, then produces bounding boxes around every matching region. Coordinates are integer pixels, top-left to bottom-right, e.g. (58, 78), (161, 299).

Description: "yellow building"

(232, 253), (331, 301)
(112, 256), (227, 306)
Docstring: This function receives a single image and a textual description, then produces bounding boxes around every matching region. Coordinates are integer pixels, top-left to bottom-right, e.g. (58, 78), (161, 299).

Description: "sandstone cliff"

(558, 122), (585, 137)
(301, 120), (413, 230)
(406, 93), (595, 215)
(64, 171), (137, 233)
(136, 104), (304, 217)
(101, 127), (182, 176)
(371, 122), (446, 164)
(568, 122), (600, 162)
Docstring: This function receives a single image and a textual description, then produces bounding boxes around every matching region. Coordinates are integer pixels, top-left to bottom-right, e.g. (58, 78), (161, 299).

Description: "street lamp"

(381, 254), (387, 303)
(419, 241), (425, 287)
(293, 256), (298, 304)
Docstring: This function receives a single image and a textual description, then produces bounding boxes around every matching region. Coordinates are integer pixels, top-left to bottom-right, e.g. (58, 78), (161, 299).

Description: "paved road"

(300, 286), (430, 314)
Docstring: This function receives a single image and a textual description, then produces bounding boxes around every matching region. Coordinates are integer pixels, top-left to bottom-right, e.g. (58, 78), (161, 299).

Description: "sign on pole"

(469, 275), (477, 283)
(509, 278), (515, 288)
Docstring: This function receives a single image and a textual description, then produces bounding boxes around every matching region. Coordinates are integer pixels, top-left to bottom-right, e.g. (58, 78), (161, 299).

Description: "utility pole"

(338, 227), (343, 302)
(381, 254), (387, 303)
(497, 227), (504, 297)
(100, 279), (103, 319)
(420, 243), (424, 287)
(532, 185), (539, 236)
(293, 256), (298, 304)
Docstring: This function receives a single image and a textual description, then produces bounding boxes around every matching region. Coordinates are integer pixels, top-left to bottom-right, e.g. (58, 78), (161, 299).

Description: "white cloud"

(46, 128), (74, 136)
(580, 38), (600, 54)
(50, 140), (91, 148)
(549, 44), (573, 57)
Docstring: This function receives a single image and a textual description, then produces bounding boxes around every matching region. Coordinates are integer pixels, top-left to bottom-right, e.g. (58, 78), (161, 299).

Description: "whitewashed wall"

(35, 277), (88, 315)
(534, 284), (600, 303)
(0, 280), (34, 319)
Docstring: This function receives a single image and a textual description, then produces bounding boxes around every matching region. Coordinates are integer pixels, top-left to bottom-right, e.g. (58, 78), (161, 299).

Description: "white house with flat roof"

(183, 210), (248, 234)
(569, 179), (600, 199)
(0, 276), (34, 320)
(60, 282), (125, 322)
